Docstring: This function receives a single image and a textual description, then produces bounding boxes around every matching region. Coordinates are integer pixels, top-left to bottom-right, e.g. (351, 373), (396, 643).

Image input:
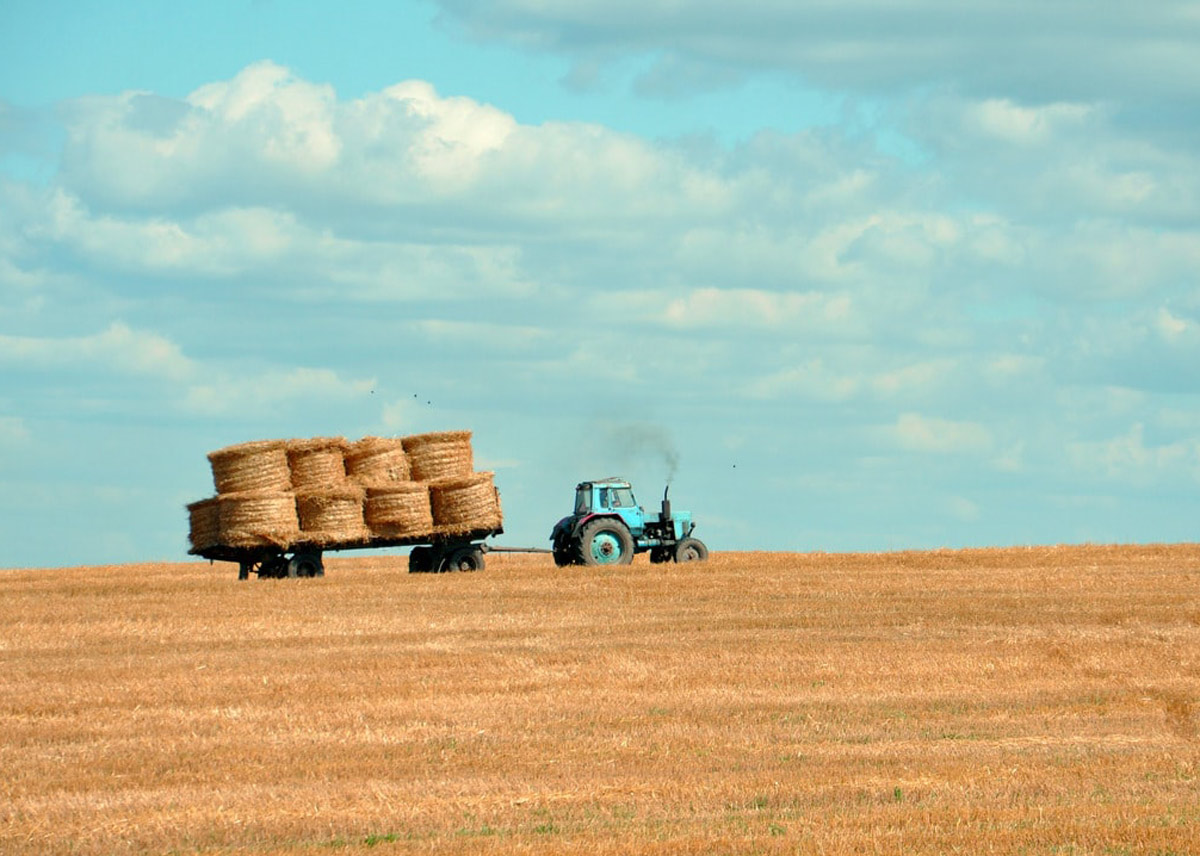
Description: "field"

(2, 545), (1198, 855)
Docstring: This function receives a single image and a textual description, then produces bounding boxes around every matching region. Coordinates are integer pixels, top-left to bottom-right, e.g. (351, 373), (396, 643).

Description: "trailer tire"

(288, 551), (324, 578)
(447, 546), (485, 572)
(577, 518), (634, 566)
(408, 546), (434, 573)
(259, 554), (290, 578)
(674, 538), (708, 563)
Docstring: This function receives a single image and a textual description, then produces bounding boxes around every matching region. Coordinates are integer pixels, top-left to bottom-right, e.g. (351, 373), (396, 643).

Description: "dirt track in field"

(2, 545), (1198, 854)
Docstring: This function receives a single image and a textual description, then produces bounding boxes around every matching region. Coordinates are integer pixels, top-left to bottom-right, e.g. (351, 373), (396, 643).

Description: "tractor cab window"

(575, 487), (591, 514)
(598, 488), (610, 508)
(611, 487), (635, 508)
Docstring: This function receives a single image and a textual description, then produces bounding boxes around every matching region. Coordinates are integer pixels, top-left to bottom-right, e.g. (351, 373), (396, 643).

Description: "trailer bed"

(190, 526), (504, 578)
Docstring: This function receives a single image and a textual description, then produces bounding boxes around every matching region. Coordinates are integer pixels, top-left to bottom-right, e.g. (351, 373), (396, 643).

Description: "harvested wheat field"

(2, 545), (1199, 855)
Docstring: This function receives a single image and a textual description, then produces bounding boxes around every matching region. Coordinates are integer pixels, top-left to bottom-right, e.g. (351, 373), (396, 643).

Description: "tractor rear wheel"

(577, 518), (634, 566)
(674, 538), (708, 563)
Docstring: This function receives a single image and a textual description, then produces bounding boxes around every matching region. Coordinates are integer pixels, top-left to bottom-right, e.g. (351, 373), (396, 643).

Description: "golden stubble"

(2, 544), (1198, 854)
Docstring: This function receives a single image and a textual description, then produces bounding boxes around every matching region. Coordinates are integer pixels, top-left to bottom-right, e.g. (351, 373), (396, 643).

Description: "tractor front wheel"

(577, 519), (634, 566)
(674, 538), (708, 563)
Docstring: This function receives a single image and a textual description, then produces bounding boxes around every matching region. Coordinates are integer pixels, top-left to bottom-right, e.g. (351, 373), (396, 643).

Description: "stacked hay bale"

(363, 482), (434, 539)
(429, 471), (502, 535)
(287, 438), (369, 546)
(187, 430), (501, 554)
(345, 436), (410, 486)
(186, 497), (221, 552)
(401, 430), (501, 535)
(402, 430), (473, 482)
(200, 440), (299, 549)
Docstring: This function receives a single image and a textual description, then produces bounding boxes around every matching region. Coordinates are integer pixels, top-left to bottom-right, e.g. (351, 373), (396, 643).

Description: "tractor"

(550, 477), (708, 566)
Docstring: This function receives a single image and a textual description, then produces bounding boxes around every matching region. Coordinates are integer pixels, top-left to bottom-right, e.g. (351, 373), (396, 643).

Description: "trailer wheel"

(674, 538), (708, 563)
(408, 546), (434, 573)
(259, 554), (289, 578)
(577, 518), (634, 566)
(288, 551), (324, 578)
(447, 546), (485, 572)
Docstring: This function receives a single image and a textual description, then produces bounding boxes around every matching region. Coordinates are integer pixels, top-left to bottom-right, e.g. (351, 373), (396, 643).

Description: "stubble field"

(2, 544), (1198, 855)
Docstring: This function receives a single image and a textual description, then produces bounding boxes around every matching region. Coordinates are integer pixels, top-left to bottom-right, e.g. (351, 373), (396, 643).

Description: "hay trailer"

(188, 433), (511, 579)
(191, 528), (505, 580)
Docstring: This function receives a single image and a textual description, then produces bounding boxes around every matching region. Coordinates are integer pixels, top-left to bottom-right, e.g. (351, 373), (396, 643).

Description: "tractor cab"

(573, 478), (645, 534)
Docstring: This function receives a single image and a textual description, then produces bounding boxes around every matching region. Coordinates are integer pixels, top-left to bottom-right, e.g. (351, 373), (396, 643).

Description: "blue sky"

(2, 1), (1199, 568)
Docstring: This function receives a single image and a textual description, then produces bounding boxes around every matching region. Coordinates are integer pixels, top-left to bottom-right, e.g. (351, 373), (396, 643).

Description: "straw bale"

(208, 439), (290, 494)
(364, 482), (434, 539)
(295, 485), (368, 546)
(402, 430), (473, 482)
(186, 497), (221, 551)
(287, 437), (349, 490)
(429, 471), (502, 533)
(218, 490), (299, 548)
(345, 436), (410, 486)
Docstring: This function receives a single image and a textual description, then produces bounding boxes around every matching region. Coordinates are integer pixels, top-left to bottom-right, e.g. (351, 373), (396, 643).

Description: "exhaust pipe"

(661, 484), (671, 522)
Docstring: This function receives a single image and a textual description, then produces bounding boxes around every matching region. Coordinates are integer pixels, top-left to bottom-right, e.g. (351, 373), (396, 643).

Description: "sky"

(2, 1), (1199, 568)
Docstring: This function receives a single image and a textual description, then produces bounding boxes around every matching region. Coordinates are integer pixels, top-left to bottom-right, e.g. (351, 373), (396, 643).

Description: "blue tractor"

(550, 478), (709, 566)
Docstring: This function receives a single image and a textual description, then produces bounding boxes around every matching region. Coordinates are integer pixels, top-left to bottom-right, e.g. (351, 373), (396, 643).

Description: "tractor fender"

(571, 512), (625, 539)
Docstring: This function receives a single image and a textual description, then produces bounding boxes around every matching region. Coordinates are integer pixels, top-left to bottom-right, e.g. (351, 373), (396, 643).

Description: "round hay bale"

(295, 485), (368, 546)
(186, 497), (221, 551)
(287, 437), (349, 490)
(402, 430), (473, 482)
(429, 471), (502, 533)
(345, 436), (410, 486)
(218, 490), (299, 548)
(364, 482), (433, 539)
(208, 440), (290, 494)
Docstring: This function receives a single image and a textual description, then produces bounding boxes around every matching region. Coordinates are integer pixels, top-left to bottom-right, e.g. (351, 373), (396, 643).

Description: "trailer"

(190, 527), (506, 579)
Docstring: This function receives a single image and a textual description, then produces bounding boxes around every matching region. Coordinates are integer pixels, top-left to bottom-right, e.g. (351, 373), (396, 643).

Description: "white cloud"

(0, 416), (30, 446)
(946, 495), (981, 522)
(182, 367), (375, 417)
(0, 321), (195, 381)
(1156, 308), (1197, 344)
(1068, 423), (1200, 486)
(434, 1), (1200, 106)
(892, 412), (993, 454)
(748, 359), (860, 402)
(611, 286), (855, 332)
(413, 319), (549, 350)
(966, 99), (1095, 146)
